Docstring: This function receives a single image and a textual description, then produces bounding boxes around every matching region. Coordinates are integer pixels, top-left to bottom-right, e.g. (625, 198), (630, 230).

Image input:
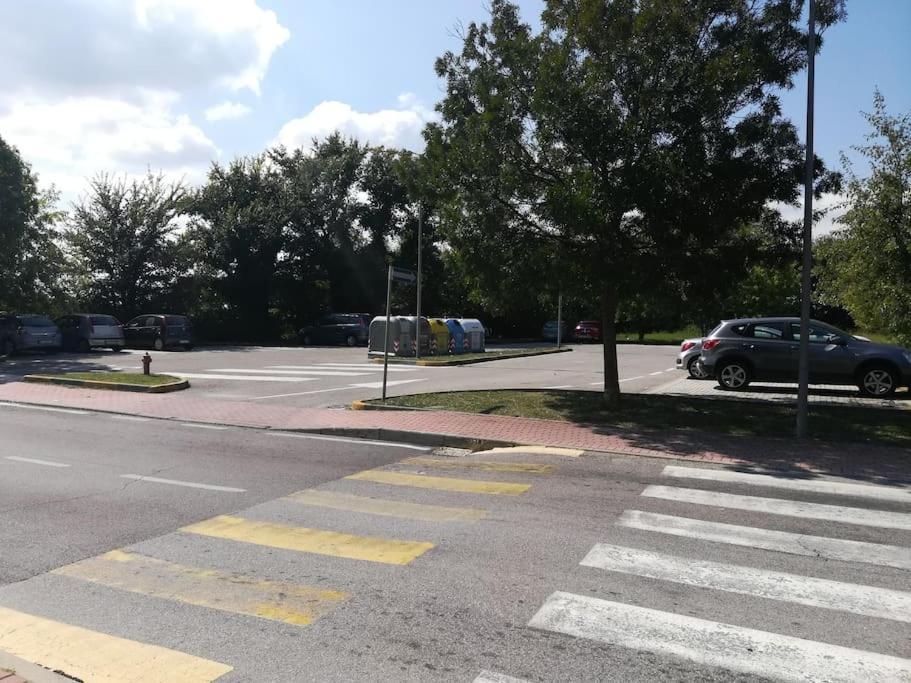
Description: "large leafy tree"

(426, 0), (842, 405)
(815, 92), (911, 345)
(66, 173), (187, 319)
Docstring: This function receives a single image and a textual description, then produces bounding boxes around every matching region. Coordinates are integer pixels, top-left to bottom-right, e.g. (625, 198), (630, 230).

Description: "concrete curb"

(296, 426), (514, 452)
(0, 652), (72, 683)
(23, 375), (189, 394)
(369, 347), (572, 367)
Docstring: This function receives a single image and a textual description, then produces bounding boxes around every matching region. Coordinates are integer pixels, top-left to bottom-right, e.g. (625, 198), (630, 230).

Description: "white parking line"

(209, 368), (369, 377)
(529, 592), (911, 682)
(542, 385), (572, 389)
(271, 364), (416, 373)
(642, 485), (911, 530)
(616, 510), (911, 571)
(474, 671), (530, 683)
(664, 367), (675, 372)
(119, 474), (246, 492)
(5, 456), (70, 468)
(111, 415), (151, 423)
(170, 373), (316, 383)
(269, 432), (431, 451)
(0, 402), (89, 415)
(662, 465), (911, 503)
(581, 542), (911, 623)
(250, 387), (355, 400)
(649, 371), (663, 376)
(179, 423), (228, 431)
(349, 379), (427, 390)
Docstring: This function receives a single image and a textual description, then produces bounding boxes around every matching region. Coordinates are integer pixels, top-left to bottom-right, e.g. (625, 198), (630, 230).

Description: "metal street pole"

(416, 207), (423, 359)
(382, 264), (392, 401)
(796, 0), (816, 438)
(556, 291), (563, 348)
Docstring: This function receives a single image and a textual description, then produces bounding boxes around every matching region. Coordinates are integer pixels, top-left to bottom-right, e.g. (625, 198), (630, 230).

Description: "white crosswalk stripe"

(580, 543), (911, 622)
(616, 510), (911, 571)
(661, 465), (911, 503)
(642, 484), (911, 530)
(529, 592), (911, 683)
(208, 368), (370, 377)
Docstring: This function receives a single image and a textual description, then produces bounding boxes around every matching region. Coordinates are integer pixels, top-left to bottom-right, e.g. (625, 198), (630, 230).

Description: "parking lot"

(1, 343), (906, 410)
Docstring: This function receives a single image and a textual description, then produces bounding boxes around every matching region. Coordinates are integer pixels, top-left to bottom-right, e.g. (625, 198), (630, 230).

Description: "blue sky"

(1, 0), (907, 217)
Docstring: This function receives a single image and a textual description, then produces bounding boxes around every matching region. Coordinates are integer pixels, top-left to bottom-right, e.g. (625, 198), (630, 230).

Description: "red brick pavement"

(0, 382), (906, 481)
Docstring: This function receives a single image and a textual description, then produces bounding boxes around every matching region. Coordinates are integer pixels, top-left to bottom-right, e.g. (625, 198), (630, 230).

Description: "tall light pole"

(415, 206), (423, 359)
(796, 0), (816, 438)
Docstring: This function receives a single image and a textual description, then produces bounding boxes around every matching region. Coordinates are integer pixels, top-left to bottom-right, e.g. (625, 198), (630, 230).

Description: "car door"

(122, 317), (140, 347)
(55, 316), (73, 349)
(742, 322), (792, 380)
(787, 322), (853, 383)
(315, 315), (334, 344)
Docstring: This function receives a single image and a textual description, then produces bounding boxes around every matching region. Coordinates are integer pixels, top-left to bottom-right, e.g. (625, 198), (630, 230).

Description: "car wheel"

(687, 357), (710, 380)
(153, 338), (165, 351)
(858, 365), (898, 398)
(717, 360), (751, 391)
(345, 334), (358, 347)
(78, 338), (91, 353)
(302, 334), (312, 346)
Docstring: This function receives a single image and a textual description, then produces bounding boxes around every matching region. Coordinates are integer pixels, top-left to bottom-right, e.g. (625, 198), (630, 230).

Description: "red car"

(574, 320), (602, 342)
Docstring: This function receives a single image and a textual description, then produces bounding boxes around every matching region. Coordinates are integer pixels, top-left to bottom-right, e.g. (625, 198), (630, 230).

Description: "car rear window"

(164, 316), (189, 326)
(20, 315), (55, 327)
(335, 315), (362, 325)
(90, 315), (119, 326)
(749, 322), (785, 339)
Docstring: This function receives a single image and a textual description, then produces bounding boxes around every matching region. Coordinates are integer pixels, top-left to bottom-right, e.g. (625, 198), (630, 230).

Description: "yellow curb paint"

(286, 489), (487, 522)
(346, 470), (531, 495)
(182, 515), (434, 565)
(0, 605), (232, 682)
(479, 446), (584, 458)
(403, 456), (555, 474)
(53, 550), (349, 627)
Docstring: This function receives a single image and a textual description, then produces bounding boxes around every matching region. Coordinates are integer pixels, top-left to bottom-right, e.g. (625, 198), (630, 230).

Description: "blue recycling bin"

(443, 319), (465, 354)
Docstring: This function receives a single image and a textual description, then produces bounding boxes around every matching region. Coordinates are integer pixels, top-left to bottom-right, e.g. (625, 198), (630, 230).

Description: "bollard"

(141, 353), (152, 376)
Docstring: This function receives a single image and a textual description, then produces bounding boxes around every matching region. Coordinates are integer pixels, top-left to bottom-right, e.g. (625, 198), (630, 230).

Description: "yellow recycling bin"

(428, 319), (451, 355)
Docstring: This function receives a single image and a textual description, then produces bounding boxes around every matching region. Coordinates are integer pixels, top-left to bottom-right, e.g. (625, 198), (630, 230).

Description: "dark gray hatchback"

(699, 317), (911, 397)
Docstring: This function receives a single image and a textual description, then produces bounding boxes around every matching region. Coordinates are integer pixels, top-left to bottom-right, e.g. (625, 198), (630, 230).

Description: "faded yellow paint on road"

(346, 470), (531, 495)
(182, 515), (434, 565)
(0, 605), (232, 682)
(54, 549), (349, 626)
(479, 446), (584, 458)
(403, 456), (555, 474)
(286, 489), (487, 522)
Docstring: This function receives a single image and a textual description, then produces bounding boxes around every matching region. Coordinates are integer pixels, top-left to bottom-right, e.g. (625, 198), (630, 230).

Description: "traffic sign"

(391, 267), (416, 284)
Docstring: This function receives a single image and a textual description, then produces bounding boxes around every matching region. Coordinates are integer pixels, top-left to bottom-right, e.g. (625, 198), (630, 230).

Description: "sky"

(1, 0), (908, 232)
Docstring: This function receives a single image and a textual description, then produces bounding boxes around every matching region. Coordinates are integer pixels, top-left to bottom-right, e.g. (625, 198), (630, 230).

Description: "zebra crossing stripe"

(528, 592), (911, 682)
(617, 510), (911, 571)
(661, 465), (911, 503)
(285, 489), (487, 522)
(580, 543), (911, 623)
(642, 485), (911, 531)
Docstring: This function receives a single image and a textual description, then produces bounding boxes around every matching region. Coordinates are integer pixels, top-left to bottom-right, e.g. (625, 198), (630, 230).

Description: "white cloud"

(275, 94), (438, 152)
(772, 193), (848, 237)
(205, 101), (252, 122)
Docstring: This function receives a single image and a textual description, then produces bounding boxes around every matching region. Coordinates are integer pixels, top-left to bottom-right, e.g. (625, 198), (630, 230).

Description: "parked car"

(699, 317), (911, 397)
(300, 314), (371, 346)
(56, 313), (124, 352)
(676, 338), (710, 379)
(0, 314), (61, 354)
(573, 320), (602, 343)
(542, 320), (570, 342)
(123, 314), (193, 351)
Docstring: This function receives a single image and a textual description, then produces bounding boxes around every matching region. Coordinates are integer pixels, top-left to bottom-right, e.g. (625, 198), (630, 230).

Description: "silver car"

(56, 313), (125, 352)
(699, 317), (911, 397)
(676, 337), (710, 379)
(5, 314), (62, 353)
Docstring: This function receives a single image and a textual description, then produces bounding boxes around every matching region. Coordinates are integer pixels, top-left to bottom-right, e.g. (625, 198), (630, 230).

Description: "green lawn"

(39, 372), (181, 386)
(373, 389), (911, 449)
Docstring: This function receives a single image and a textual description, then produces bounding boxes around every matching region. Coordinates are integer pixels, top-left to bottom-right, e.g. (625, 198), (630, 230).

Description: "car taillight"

(681, 341), (695, 352)
(702, 339), (721, 351)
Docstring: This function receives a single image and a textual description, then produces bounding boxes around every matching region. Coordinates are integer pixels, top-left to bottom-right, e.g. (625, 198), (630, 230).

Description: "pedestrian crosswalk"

(527, 463), (911, 682)
(0, 448), (554, 681)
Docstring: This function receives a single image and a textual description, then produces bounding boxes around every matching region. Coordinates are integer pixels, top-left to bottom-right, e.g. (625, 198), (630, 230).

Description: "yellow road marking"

(479, 446), (584, 458)
(182, 515), (434, 565)
(403, 456), (554, 474)
(286, 489), (487, 521)
(54, 549), (349, 626)
(346, 470), (531, 495)
(0, 605), (232, 682)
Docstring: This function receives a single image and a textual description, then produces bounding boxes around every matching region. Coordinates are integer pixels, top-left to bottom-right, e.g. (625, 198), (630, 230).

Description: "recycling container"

(443, 319), (465, 354)
(428, 319), (451, 356)
(398, 316), (432, 356)
(458, 318), (486, 352)
(368, 316), (403, 356)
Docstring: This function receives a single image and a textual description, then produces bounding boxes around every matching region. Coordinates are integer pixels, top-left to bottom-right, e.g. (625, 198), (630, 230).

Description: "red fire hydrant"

(141, 353), (152, 376)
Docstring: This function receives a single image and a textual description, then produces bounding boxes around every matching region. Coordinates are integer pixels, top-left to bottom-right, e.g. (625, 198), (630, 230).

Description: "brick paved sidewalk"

(0, 382), (906, 481)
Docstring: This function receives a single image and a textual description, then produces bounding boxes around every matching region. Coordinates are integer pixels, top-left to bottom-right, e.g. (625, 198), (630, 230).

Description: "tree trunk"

(601, 283), (620, 408)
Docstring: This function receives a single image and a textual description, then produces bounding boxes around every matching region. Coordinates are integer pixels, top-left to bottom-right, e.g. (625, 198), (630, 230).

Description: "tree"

(66, 173), (188, 320)
(814, 92), (911, 345)
(425, 0), (842, 405)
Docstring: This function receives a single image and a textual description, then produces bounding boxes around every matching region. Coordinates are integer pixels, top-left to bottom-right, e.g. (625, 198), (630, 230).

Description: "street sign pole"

(796, 0), (816, 438)
(382, 264), (393, 401)
(556, 291), (563, 348)
(416, 207), (423, 359)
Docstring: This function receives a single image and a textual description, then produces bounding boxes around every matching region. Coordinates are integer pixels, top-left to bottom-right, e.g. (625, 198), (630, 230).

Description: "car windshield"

(20, 315), (55, 327)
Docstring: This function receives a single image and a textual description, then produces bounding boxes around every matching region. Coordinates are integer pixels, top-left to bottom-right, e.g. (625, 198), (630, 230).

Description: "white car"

(676, 337), (710, 379)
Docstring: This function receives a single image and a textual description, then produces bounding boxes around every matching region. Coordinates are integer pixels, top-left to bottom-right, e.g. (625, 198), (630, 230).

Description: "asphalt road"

(0, 343), (681, 408)
(1, 407), (908, 682)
